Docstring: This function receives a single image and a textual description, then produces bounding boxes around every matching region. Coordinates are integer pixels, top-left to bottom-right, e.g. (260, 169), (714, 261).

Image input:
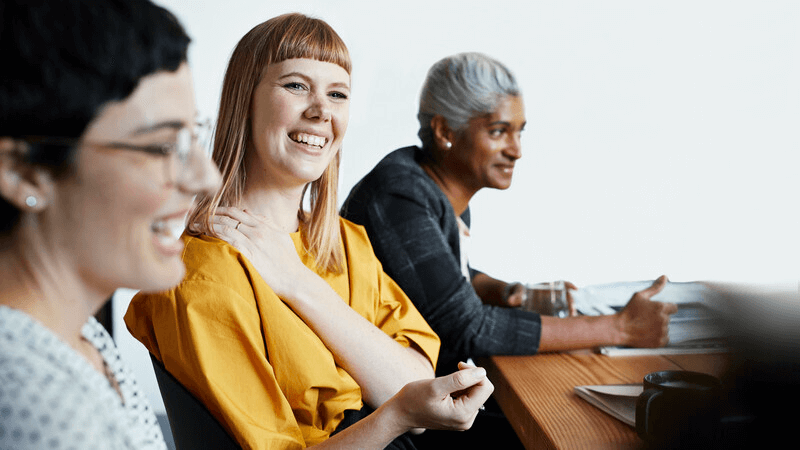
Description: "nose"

(178, 146), (222, 196)
(505, 132), (522, 160)
(304, 92), (331, 122)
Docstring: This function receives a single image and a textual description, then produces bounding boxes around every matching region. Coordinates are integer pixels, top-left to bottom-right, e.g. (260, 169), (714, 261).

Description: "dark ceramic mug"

(636, 370), (722, 445)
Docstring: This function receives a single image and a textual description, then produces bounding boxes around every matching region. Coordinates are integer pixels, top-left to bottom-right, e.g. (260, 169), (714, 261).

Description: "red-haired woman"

(126, 13), (492, 449)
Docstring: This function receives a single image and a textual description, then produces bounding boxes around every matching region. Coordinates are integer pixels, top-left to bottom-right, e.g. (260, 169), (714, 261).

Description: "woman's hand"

(211, 207), (435, 409)
(313, 362), (493, 449)
(615, 275), (678, 347)
(210, 207), (313, 299)
(385, 361), (494, 432)
(503, 282), (526, 307)
(538, 276), (676, 352)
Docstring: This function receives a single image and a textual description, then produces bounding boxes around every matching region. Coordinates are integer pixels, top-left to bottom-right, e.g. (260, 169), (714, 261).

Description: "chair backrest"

(150, 354), (240, 450)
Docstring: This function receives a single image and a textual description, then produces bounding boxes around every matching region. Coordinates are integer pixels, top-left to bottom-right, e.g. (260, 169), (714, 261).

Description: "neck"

(420, 159), (478, 217)
(239, 182), (305, 233)
(0, 227), (109, 350)
(239, 150), (308, 232)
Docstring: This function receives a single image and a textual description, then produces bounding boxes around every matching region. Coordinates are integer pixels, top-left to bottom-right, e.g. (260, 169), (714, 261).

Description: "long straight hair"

(187, 13), (351, 273)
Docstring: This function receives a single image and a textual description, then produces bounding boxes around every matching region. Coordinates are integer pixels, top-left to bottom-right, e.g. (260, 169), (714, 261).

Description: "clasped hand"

(210, 207), (312, 298)
(390, 361), (494, 433)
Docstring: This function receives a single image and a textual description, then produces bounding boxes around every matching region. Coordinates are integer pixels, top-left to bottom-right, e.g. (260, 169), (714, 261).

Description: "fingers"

(662, 301), (679, 315)
(457, 361), (476, 370)
(440, 365), (488, 394)
(635, 275), (668, 301)
(564, 281), (578, 317)
(214, 206), (258, 227)
(506, 290), (525, 307)
(450, 362), (494, 404)
(209, 214), (241, 237)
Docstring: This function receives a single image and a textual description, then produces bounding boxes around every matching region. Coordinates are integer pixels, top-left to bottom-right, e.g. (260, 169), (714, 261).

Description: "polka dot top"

(0, 306), (166, 450)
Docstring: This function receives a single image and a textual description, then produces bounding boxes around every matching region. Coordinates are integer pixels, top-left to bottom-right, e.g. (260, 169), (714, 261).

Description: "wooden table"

(480, 351), (729, 449)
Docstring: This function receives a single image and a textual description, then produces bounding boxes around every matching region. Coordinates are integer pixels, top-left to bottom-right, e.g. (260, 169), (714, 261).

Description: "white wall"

(116, 0), (800, 415)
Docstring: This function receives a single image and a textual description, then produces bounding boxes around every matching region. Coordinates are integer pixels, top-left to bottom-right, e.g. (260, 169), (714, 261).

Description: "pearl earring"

(445, 142), (452, 149)
(25, 195), (37, 208)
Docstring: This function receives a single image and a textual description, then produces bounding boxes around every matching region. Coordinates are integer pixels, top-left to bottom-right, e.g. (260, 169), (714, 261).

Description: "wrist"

(372, 396), (413, 438)
(608, 312), (628, 347)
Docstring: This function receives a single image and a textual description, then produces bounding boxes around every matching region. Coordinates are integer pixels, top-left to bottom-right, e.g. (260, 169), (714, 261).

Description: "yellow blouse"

(125, 219), (440, 449)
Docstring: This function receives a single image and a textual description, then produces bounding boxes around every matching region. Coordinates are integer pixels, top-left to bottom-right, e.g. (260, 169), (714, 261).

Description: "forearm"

(310, 402), (408, 450)
(288, 272), (435, 407)
(471, 272), (508, 307)
(311, 364), (494, 449)
(537, 314), (623, 352)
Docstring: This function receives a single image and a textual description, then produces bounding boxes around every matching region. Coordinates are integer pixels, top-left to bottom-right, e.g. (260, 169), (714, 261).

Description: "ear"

(430, 115), (456, 152)
(0, 138), (54, 212)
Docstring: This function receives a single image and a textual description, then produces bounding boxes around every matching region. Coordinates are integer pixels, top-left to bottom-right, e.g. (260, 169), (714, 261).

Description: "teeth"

(152, 218), (185, 244)
(290, 132), (327, 148)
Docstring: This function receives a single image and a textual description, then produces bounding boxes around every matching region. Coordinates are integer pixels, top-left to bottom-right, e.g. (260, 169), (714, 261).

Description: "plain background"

(114, 0), (798, 418)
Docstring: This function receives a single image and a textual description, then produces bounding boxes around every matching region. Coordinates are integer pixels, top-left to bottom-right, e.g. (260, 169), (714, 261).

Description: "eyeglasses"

(19, 120), (212, 183)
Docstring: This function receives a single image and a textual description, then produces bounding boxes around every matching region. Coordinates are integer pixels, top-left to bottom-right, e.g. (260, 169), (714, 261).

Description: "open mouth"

(289, 132), (328, 149)
(498, 165), (515, 174)
(151, 217), (185, 248)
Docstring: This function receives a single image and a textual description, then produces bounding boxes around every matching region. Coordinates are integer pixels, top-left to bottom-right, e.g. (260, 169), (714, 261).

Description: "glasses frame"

(17, 120), (212, 183)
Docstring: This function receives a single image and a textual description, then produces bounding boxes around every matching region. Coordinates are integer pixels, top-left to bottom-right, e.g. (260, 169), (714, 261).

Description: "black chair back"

(150, 354), (240, 449)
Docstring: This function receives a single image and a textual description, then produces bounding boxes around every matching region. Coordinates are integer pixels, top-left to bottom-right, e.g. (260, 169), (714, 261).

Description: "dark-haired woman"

(0, 1), (221, 448)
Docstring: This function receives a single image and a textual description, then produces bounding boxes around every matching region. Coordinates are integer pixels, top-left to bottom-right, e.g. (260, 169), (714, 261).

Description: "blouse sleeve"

(343, 172), (542, 375)
(339, 220), (441, 371)
(126, 280), (305, 450)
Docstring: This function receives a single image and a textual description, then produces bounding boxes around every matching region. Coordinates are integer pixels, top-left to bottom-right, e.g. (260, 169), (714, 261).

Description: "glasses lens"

(195, 120), (212, 153)
(171, 120), (212, 183)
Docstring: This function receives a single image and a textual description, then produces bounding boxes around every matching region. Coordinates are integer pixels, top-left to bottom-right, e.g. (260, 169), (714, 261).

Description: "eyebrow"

(488, 120), (527, 128)
(278, 72), (351, 90)
(131, 120), (186, 136)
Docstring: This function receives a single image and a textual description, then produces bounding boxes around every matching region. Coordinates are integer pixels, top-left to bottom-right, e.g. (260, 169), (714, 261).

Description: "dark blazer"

(341, 146), (542, 375)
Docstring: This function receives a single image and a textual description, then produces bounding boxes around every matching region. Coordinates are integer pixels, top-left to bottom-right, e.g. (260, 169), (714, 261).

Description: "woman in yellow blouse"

(125, 13), (493, 449)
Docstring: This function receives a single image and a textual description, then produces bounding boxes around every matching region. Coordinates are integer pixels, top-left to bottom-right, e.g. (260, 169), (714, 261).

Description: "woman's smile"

(247, 58), (350, 189)
(150, 209), (190, 256)
(288, 131), (329, 150)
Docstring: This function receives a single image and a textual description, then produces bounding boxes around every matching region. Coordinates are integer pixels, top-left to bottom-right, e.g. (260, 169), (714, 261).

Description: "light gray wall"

(116, 0), (800, 415)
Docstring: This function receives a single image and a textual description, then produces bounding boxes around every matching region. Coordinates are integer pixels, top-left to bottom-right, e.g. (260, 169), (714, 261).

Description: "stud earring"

(445, 141), (452, 149)
(25, 195), (37, 208)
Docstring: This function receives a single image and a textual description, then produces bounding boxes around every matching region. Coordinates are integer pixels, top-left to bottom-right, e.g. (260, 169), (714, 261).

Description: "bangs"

(268, 15), (351, 74)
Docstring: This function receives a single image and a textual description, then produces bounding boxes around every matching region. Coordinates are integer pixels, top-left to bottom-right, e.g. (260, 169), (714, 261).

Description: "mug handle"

(636, 388), (662, 439)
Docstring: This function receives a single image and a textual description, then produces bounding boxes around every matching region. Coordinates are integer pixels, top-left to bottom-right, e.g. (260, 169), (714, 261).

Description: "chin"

(137, 262), (186, 294)
(490, 179), (514, 190)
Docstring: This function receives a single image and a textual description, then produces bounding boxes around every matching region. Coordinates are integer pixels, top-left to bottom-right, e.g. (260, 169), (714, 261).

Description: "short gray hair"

(417, 52), (520, 150)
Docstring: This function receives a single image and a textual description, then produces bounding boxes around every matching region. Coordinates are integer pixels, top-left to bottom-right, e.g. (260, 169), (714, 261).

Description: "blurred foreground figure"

(0, 1), (221, 448)
(713, 282), (800, 449)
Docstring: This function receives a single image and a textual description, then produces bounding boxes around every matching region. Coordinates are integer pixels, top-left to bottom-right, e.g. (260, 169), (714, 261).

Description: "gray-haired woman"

(342, 52), (678, 447)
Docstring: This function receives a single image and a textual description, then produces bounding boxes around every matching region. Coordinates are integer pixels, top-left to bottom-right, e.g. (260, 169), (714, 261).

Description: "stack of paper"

(573, 384), (642, 427)
(571, 281), (730, 356)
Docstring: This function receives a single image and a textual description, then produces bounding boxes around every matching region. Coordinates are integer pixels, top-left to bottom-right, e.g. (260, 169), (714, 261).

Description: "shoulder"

(178, 233), (257, 290)
(338, 217), (374, 253)
(349, 147), (436, 197)
(342, 147), (448, 219)
(128, 234), (259, 325)
(181, 234), (241, 273)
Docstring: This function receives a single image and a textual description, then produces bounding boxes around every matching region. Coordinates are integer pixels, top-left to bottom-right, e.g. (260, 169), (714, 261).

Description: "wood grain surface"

(480, 351), (729, 449)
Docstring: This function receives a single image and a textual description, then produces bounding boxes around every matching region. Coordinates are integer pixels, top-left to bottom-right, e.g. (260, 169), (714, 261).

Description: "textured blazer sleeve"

(343, 168), (542, 374)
